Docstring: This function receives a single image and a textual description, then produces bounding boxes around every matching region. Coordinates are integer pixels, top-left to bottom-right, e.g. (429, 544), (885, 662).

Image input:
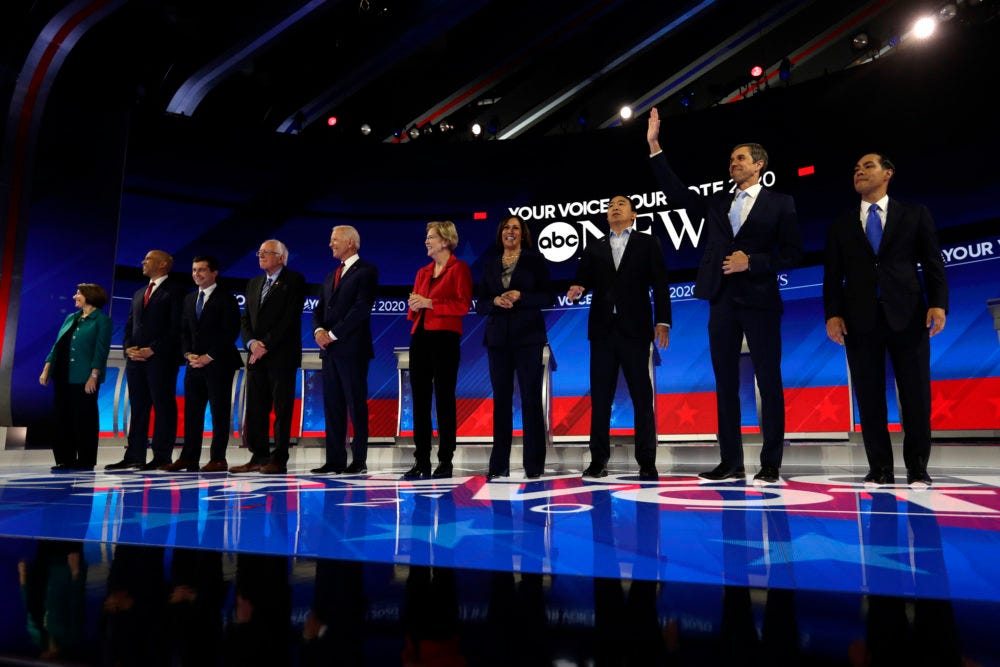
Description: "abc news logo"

(536, 222), (580, 262)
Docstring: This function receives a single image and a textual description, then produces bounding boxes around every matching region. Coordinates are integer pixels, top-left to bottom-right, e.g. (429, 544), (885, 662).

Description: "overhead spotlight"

(392, 128), (402, 139)
(487, 116), (499, 136)
(577, 108), (589, 127)
(850, 31), (870, 51)
(422, 124), (434, 135)
(749, 64), (765, 79)
(912, 16), (937, 38)
(778, 57), (792, 82)
(408, 126), (420, 140)
(438, 121), (453, 133)
(360, 123), (372, 135)
(938, 4), (957, 21)
(326, 116), (338, 127)
(679, 89), (695, 108)
(619, 105), (633, 120)
(471, 122), (482, 137)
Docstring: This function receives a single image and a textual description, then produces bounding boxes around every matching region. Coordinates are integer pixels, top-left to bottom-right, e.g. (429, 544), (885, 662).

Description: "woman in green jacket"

(39, 283), (112, 471)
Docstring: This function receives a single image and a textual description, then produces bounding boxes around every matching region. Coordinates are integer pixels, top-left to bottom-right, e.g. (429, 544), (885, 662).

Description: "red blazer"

(408, 253), (473, 335)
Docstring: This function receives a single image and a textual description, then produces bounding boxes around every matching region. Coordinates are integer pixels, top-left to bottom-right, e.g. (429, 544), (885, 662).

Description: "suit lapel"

(880, 199), (901, 249)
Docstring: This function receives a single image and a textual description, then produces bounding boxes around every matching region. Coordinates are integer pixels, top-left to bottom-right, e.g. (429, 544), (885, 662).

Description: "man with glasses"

(231, 240), (306, 474)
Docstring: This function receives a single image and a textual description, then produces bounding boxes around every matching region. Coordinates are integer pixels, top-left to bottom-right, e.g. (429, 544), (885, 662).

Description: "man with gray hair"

(231, 239), (306, 474)
(311, 225), (378, 474)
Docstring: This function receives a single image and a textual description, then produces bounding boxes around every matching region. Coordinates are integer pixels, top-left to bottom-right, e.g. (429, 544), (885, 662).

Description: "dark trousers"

(244, 363), (297, 464)
(320, 353), (371, 467)
(409, 329), (460, 466)
(125, 357), (179, 464)
(487, 343), (545, 476)
(846, 306), (932, 474)
(588, 328), (656, 467)
(53, 381), (99, 467)
(708, 299), (785, 468)
(180, 363), (236, 463)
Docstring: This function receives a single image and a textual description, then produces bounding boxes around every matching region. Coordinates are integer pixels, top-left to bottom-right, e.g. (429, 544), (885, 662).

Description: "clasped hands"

(721, 251), (749, 274)
(125, 346), (154, 361)
(408, 293), (432, 310)
(185, 352), (213, 369)
(493, 290), (521, 309)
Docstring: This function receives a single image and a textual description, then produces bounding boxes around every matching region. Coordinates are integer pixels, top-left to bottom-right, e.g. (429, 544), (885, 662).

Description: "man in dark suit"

(647, 107), (802, 486)
(311, 225), (378, 475)
(231, 239), (306, 475)
(566, 195), (671, 480)
(162, 255), (244, 473)
(823, 153), (948, 489)
(107, 249), (185, 471)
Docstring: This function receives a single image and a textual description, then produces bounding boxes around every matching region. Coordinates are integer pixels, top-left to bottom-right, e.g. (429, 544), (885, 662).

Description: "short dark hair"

(494, 215), (533, 251)
(192, 255), (220, 272)
(611, 195), (636, 212)
(77, 283), (108, 309)
(873, 152), (896, 172)
(735, 142), (769, 171)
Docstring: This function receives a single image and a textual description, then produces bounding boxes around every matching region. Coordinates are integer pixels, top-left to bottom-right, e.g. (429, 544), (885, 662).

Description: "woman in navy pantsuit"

(476, 215), (552, 479)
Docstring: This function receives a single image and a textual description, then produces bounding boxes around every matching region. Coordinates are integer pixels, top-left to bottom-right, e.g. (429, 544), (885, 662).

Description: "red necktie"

(143, 281), (154, 307)
(334, 264), (343, 289)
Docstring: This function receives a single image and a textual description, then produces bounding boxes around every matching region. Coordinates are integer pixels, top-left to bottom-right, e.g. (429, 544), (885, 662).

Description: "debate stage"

(1, 441), (999, 665)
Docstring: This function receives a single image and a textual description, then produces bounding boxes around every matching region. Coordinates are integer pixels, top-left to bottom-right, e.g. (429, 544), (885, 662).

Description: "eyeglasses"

(256, 250), (280, 257)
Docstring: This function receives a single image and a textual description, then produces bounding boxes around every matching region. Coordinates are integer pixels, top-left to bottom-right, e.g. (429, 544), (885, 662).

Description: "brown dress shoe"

(160, 459), (198, 472)
(200, 460), (229, 473)
(259, 461), (287, 475)
(229, 461), (262, 474)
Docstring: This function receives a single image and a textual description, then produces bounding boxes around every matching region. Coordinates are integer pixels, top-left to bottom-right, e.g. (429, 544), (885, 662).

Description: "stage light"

(913, 16), (937, 39)
(471, 122), (482, 136)
(850, 32), (870, 51)
(487, 116), (499, 136)
(938, 4), (957, 21)
(438, 121), (453, 132)
(326, 116), (338, 127)
(619, 106), (632, 120)
(360, 123), (371, 135)
(778, 57), (792, 82)
(749, 64), (764, 79)
(679, 89), (695, 108)
(408, 126), (420, 140)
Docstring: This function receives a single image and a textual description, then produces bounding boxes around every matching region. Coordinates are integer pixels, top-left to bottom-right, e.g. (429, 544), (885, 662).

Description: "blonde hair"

(427, 221), (458, 250)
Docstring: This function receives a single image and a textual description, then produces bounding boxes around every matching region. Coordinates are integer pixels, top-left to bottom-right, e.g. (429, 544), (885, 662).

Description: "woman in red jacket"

(403, 221), (473, 480)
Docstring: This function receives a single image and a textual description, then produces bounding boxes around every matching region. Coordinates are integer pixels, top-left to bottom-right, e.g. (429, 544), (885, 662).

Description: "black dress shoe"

(402, 465), (430, 480)
(525, 472), (542, 480)
(752, 465), (780, 485)
(344, 461), (368, 474)
(311, 463), (345, 474)
(582, 463), (608, 478)
(486, 470), (509, 480)
(698, 464), (746, 481)
(50, 463), (71, 472)
(863, 470), (895, 487)
(638, 466), (659, 480)
(432, 463), (453, 479)
(140, 460), (171, 471)
(906, 469), (932, 489)
(104, 459), (142, 471)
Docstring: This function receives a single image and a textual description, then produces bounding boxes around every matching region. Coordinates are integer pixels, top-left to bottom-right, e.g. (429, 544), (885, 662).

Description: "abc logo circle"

(537, 222), (579, 262)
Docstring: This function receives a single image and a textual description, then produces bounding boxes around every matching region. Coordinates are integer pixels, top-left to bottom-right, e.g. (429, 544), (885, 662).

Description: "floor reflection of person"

(224, 553), (292, 664)
(18, 540), (87, 661)
(100, 544), (168, 664)
(166, 547), (226, 665)
(401, 565), (467, 667)
(302, 559), (365, 666)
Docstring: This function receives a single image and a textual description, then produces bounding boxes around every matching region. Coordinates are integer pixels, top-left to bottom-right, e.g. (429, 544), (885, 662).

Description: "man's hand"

(314, 330), (333, 349)
(722, 251), (749, 274)
(249, 340), (268, 364)
(647, 107), (661, 153)
(126, 346), (153, 361)
(654, 324), (670, 349)
(186, 353), (213, 369)
(566, 285), (584, 302)
(826, 317), (847, 345)
(927, 307), (946, 337)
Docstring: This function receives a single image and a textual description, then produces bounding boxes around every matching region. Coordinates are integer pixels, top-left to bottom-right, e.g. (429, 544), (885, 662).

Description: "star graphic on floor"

(340, 519), (520, 549)
(674, 401), (698, 426)
(718, 531), (934, 573)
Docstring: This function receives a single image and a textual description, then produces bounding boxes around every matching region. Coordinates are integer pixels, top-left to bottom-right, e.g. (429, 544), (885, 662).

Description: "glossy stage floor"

(2, 441), (1000, 665)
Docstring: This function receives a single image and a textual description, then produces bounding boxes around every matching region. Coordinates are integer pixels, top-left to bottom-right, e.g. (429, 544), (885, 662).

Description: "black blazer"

(475, 249), (552, 348)
(182, 287), (244, 370)
(823, 198), (948, 333)
(123, 275), (185, 364)
(311, 258), (378, 360)
(241, 268), (307, 368)
(651, 152), (801, 311)
(573, 230), (671, 341)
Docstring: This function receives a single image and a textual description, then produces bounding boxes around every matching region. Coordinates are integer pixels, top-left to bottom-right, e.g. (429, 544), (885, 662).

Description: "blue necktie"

(865, 204), (882, 252)
(729, 191), (747, 235)
(195, 291), (204, 319)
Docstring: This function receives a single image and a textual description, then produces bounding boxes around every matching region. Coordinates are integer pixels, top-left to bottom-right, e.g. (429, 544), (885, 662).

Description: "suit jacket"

(46, 309), (112, 384)
(241, 268), (307, 368)
(182, 287), (244, 370)
(407, 254), (473, 335)
(311, 257), (378, 359)
(475, 249), (552, 348)
(651, 152), (801, 311)
(573, 230), (671, 341)
(123, 275), (185, 364)
(823, 198), (948, 333)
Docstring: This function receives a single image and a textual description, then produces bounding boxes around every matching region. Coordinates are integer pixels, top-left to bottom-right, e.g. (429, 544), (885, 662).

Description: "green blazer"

(46, 310), (112, 385)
